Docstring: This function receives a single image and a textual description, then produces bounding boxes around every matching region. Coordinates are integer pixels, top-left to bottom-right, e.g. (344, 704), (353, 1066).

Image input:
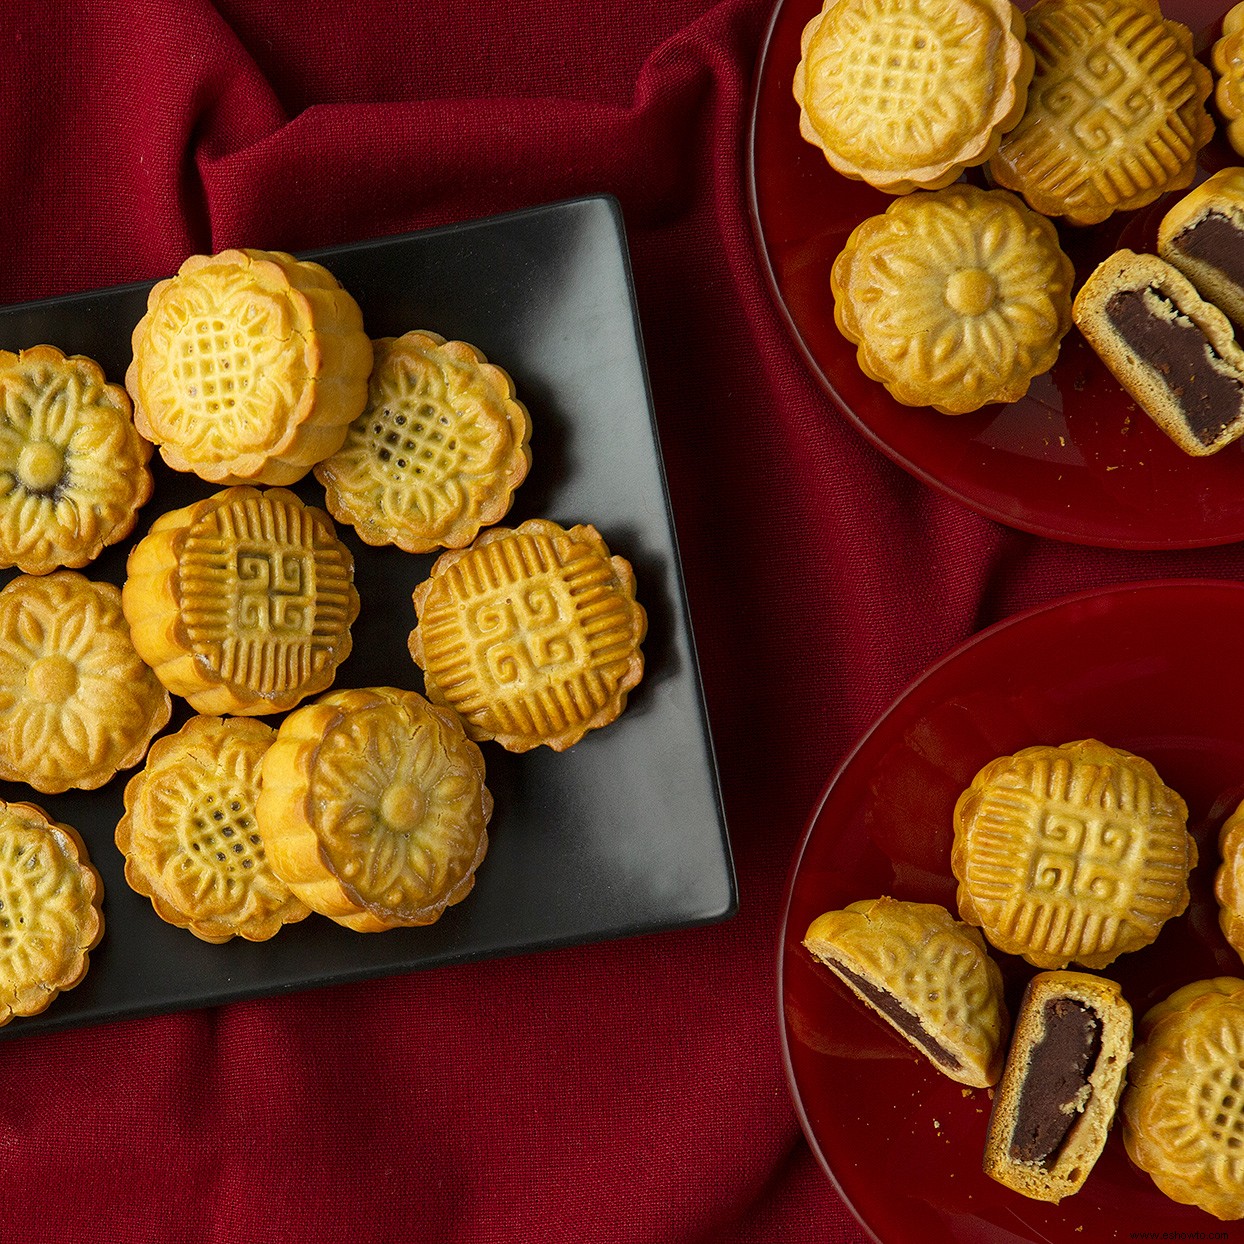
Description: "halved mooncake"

(256, 686), (492, 931)
(1158, 168), (1244, 332)
(803, 896), (1009, 1087)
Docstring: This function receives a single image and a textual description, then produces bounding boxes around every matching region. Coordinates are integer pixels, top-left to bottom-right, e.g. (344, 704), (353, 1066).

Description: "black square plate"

(0, 195), (736, 1038)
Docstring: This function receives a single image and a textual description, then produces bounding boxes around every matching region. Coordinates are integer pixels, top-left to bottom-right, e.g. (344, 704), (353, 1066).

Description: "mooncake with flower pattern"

(126, 248), (372, 485)
(117, 715), (309, 943)
(0, 800), (102, 1026)
(0, 345), (152, 574)
(315, 331), (532, 553)
(831, 185), (1074, 414)
(803, 896), (1009, 1087)
(256, 686), (492, 931)
(0, 572), (171, 793)
(1122, 978), (1244, 1220)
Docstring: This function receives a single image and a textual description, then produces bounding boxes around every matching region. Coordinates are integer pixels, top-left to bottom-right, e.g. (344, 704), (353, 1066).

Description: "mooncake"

(952, 739), (1194, 969)
(408, 518), (647, 752)
(1073, 249), (1244, 457)
(126, 248), (372, 485)
(256, 686), (492, 931)
(1214, 797), (1244, 964)
(803, 896), (1009, 1087)
(1214, 4), (1244, 157)
(0, 572), (171, 793)
(1158, 168), (1244, 331)
(0, 345), (153, 574)
(984, 970), (1132, 1202)
(315, 331), (532, 553)
(122, 485), (359, 716)
(831, 185), (1074, 414)
(1122, 979), (1244, 1220)
(792, 0), (1032, 193)
(117, 715), (309, 943)
(0, 801), (102, 1026)
(988, 0), (1213, 226)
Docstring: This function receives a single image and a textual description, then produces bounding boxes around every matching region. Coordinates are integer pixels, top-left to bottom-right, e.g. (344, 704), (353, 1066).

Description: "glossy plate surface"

(750, 0), (1244, 548)
(0, 195), (736, 1039)
(780, 580), (1244, 1242)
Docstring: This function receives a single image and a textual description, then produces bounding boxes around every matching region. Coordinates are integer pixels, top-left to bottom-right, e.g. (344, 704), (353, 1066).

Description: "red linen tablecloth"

(5, 1), (1244, 1239)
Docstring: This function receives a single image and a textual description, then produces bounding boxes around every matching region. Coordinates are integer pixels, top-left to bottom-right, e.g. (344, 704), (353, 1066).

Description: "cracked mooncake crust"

(117, 715), (310, 943)
(121, 485), (360, 716)
(126, 248), (373, 485)
(952, 739), (1195, 969)
(984, 970), (1132, 1203)
(1214, 4), (1244, 157)
(408, 518), (647, 753)
(803, 896), (1009, 1088)
(1073, 249), (1244, 457)
(256, 686), (492, 932)
(315, 330), (532, 553)
(831, 184), (1074, 414)
(793, 0), (1032, 193)
(0, 800), (103, 1026)
(0, 345), (153, 574)
(988, 0), (1213, 225)
(0, 571), (171, 793)
(1122, 979), (1244, 1220)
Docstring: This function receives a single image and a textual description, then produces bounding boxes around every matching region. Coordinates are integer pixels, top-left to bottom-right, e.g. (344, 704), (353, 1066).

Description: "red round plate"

(749, 0), (1244, 548)
(780, 580), (1244, 1242)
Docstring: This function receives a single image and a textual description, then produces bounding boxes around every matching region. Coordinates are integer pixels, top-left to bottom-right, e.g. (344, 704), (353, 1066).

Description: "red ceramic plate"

(749, 0), (1244, 548)
(780, 581), (1244, 1242)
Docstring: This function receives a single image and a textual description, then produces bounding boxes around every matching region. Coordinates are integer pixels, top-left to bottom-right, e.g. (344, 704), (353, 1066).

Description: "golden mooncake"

(122, 485), (359, 716)
(1214, 4), (1244, 157)
(988, 0), (1213, 226)
(117, 715), (309, 943)
(984, 970), (1132, 1203)
(0, 345), (153, 574)
(1122, 979), (1244, 1220)
(126, 248), (372, 485)
(408, 518), (647, 753)
(793, 0), (1032, 193)
(803, 896), (1009, 1087)
(315, 331), (532, 553)
(831, 185), (1074, 414)
(0, 801), (102, 1026)
(0, 571), (171, 793)
(1214, 797), (1244, 963)
(256, 686), (492, 932)
(952, 739), (1195, 969)
(1158, 168), (1244, 332)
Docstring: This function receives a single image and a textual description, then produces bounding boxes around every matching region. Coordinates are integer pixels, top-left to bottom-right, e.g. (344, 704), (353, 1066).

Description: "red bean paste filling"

(1105, 287), (1244, 446)
(1170, 212), (1244, 292)
(1009, 998), (1102, 1168)
(829, 958), (962, 1072)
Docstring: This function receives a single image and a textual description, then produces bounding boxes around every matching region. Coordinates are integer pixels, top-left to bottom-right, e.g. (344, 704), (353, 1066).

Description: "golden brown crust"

(315, 331), (532, 553)
(256, 686), (492, 932)
(952, 739), (1194, 969)
(408, 518), (647, 752)
(121, 486), (359, 716)
(126, 248), (372, 485)
(803, 896), (1009, 1087)
(1214, 5), (1244, 157)
(116, 715), (310, 943)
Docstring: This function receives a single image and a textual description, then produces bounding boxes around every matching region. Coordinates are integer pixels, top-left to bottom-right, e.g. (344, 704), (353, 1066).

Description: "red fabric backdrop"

(3, 1), (1243, 1239)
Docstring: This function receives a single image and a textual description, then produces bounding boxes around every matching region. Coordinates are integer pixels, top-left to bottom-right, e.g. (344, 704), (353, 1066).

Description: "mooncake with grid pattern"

(0, 571), (171, 793)
(122, 486), (359, 716)
(793, 0), (1032, 193)
(0, 345), (153, 574)
(408, 518), (647, 753)
(951, 739), (1195, 969)
(315, 330), (532, 553)
(0, 800), (102, 1027)
(117, 715), (309, 943)
(988, 0), (1213, 225)
(256, 686), (492, 932)
(126, 248), (372, 485)
(803, 896), (1009, 1087)
(1122, 978), (1244, 1220)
